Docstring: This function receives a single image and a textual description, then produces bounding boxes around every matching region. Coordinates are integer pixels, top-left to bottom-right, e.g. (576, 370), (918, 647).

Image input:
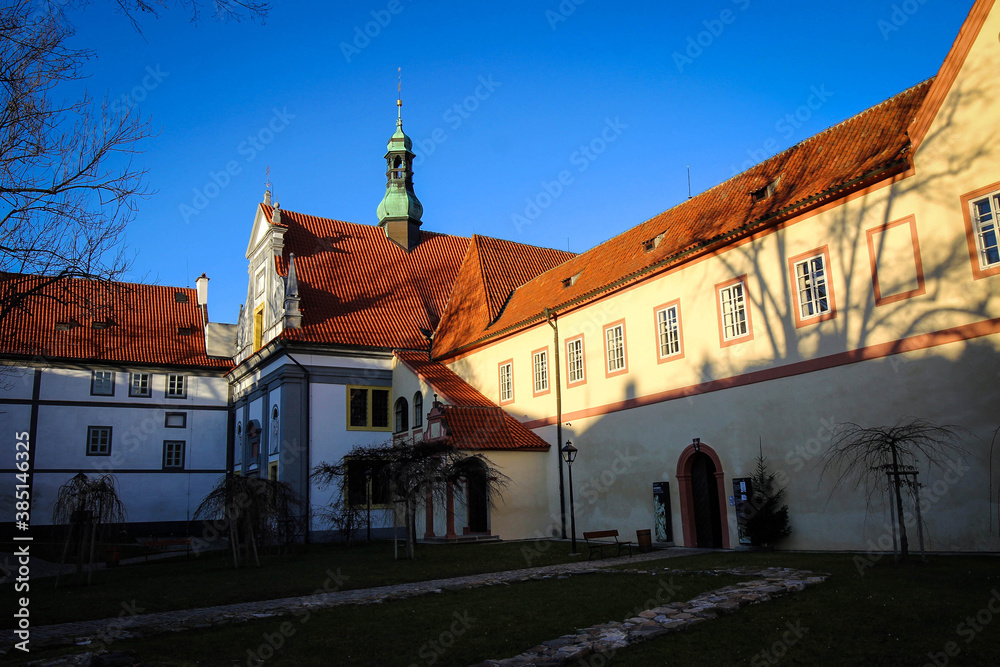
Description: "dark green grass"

(3, 539), (592, 626)
(607, 552), (1000, 666)
(2, 571), (741, 666)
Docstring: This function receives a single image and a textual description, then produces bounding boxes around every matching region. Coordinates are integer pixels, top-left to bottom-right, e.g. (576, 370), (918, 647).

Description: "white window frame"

(794, 253), (831, 320)
(604, 321), (627, 376)
(166, 374), (187, 398)
(532, 349), (549, 395)
(718, 279), (750, 342)
(498, 361), (513, 404)
(91, 371), (115, 396)
(971, 192), (1000, 270)
(566, 336), (585, 386)
(87, 426), (112, 456)
(129, 372), (151, 397)
(656, 303), (682, 360)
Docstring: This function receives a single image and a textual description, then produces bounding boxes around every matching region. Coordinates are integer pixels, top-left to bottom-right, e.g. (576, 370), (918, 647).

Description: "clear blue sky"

(64, 0), (974, 323)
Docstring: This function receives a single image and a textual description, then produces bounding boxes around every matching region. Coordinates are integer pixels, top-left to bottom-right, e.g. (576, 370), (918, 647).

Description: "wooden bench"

(582, 530), (633, 560)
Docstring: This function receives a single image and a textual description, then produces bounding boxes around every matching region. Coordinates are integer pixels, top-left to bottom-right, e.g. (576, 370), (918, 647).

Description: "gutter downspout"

(545, 308), (567, 539)
(286, 351), (311, 544)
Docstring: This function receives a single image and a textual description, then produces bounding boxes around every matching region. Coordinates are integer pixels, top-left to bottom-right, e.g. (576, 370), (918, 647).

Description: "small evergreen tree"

(744, 445), (791, 547)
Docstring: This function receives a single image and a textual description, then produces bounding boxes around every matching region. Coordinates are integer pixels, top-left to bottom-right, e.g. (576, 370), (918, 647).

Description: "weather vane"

(397, 67), (403, 121)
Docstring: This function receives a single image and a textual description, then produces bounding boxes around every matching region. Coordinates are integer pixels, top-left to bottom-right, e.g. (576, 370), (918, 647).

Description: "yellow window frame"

(345, 385), (392, 432)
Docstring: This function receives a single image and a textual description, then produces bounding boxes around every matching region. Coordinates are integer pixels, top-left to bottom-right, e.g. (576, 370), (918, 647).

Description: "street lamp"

(562, 441), (579, 556)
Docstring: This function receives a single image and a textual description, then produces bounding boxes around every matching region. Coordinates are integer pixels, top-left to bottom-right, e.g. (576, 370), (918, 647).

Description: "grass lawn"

(6, 548), (999, 666)
(3, 539), (593, 627)
(2, 570), (742, 666)
(608, 551), (1000, 666)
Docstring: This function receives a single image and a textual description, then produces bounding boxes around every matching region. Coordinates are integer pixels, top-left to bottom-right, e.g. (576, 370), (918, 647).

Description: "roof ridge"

(0, 271), (196, 295)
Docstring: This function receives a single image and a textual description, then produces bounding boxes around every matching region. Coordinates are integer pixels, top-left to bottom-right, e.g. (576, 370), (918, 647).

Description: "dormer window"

(751, 178), (780, 202)
(562, 272), (581, 289)
(643, 232), (666, 252)
(174, 292), (189, 303)
(92, 320), (110, 330)
(55, 321), (74, 331)
(177, 327), (193, 336)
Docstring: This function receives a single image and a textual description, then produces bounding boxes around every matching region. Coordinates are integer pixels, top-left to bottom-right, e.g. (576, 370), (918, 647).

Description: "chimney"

(196, 273), (210, 324)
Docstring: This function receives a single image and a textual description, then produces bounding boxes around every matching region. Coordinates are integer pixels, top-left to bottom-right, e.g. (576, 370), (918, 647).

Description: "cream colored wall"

(443, 6), (1000, 551)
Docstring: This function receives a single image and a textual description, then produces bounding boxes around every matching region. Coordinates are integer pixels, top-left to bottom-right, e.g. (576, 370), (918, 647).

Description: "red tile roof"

(395, 349), (549, 451)
(439, 405), (550, 451)
(262, 206), (573, 352)
(0, 273), (232, 370)
(266, 205), (469, 349)
(433, 236), (574, 356)
(432, 79), (934, 358)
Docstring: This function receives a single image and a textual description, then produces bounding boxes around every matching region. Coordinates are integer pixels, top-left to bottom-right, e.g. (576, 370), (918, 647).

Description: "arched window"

(413, 392), (423, 428)
(394, 397), (409, 433)
(392, 156), (404, 180)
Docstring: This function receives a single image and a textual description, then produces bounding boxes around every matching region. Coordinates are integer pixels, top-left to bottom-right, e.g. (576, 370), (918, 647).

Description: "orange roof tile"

(433, 79), (934, 358)
(433, 236), (574, 356)
(439, 405), (550, 451)
(264, 206), (571, 352)
(0, 273), (232, 370)
(263, 205), (470, 349)
(395, 349), (549, 451)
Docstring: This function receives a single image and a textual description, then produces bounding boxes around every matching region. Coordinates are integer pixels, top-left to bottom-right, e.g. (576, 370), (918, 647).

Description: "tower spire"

(377, 69), (423, 251)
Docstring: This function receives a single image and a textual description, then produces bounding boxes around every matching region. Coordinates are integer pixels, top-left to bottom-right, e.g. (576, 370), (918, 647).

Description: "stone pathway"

(476, 565), (828, 666)
(7, 548), (703, 655)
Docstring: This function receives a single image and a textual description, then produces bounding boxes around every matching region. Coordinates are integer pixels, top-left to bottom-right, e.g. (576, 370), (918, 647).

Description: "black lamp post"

(366, 466), (373, 543)
(562, 441), (579, 556)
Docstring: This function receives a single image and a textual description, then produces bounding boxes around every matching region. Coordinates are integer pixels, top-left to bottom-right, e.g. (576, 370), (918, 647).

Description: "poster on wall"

(653, 482), (672, 542)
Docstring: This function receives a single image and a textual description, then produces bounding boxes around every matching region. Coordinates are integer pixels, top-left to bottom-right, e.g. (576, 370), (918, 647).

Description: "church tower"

(376, 86), (423, 251)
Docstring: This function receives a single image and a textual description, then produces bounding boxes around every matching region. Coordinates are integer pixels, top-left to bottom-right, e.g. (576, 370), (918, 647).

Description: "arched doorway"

(676, 443), (730, 549)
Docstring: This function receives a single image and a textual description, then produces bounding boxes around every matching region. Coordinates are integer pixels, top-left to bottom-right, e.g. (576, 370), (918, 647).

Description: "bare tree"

(51, 472), (127, 587)
(194, 474), (302, 568)
(820, 417), (969, 561)
(314, 440), (509, 561)
(0, 0), (268, 324)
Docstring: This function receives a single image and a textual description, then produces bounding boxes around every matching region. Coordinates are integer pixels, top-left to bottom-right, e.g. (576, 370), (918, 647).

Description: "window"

(87, 426), (112, 456)
(790, 248), (836, 326)
(971, 191), (1000, 269)
(717, 276), (753, 345)
(498, 361), (514, 405)
(129, 372), (151, 397)
(394, 397), (409, 433)
(91, 371), (115, 396)
(532, 348), (549, 396)
(655, 301), (683, 361)
(413, 392), (423, 428)
(347, 386), (391, 430)
(163, 440), (185, 469)
(166, 374), (186, 398)
(253, 305), (264, 351)
(346, 459), (391, 507)
(268, 462), (278, 481)
(165, 412), (187, 428)
(603, 321), (627, 377)
(566, 335), (585, 386)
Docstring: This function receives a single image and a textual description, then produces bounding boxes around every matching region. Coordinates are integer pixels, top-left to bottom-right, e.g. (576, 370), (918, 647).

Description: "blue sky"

(63, 0), (974, 323)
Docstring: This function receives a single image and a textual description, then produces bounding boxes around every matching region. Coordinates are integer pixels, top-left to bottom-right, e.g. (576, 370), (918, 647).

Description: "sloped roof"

(395, 349), (549, 451)
(263, 205), (572, 351)
(0, 273), (232, 370)
(432, 79), (934, 358)
(264, 205), (468, 349)
(433, 235), (574, 356)
(439, 405), (550, 451)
